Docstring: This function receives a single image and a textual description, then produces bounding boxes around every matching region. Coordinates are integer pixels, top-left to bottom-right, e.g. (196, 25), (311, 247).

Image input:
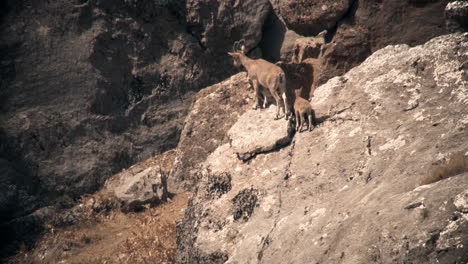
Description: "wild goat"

(293, 95), (316, 132)
(228, 41), (291, 120)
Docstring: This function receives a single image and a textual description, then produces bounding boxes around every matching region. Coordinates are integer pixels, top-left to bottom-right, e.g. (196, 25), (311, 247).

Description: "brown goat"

(228, 43), (291, 120)
(293, 95), (316, 132)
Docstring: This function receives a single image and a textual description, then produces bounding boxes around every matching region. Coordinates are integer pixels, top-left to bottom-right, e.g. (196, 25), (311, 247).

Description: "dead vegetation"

(420, 152), (468, 185)
(7, 150), (191, 264)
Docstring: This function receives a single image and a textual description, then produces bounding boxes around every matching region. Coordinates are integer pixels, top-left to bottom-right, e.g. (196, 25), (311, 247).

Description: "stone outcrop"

(186, 0), (271, 53)
(176, 33), (468, 264)
(276, 0), (353, 36)
(105, 165), (168, 212)
(228, 106), (294, 161)
(445, 1), (468, 32)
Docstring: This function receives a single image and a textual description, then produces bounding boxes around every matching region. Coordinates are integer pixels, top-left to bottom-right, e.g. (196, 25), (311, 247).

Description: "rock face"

(176, 33), (468, 263)
(319, 0), (451, 84)
(0, 0), (270, 222)
(277, 0), (353, 36)
(263, 0), (451, 89)
(186, 0), (271, 53)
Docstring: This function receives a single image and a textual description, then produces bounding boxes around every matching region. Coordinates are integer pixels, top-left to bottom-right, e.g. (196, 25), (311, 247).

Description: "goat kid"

(293, 95), (316, 132)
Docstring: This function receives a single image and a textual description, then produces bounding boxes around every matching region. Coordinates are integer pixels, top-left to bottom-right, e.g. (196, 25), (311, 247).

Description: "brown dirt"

(9, 192), (191, 264)
(7, 150), (191, 264)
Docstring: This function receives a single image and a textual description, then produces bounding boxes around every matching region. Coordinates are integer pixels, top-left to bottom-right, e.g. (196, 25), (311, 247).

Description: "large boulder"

(105, 165), (168, 212)
(276, 0), (353, 36)
(176, 33), (468, 263)
(186, 0), (271, 53)
(228, 106), (294, 161)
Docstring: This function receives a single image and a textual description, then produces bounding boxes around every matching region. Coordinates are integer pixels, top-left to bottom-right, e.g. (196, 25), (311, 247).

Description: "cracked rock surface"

(228, 106), (294, 161)
(175, 33), (468, 264)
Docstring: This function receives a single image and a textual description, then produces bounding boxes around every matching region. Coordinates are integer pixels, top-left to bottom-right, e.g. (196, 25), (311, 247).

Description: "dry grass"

(7, 150), (190, 264)
(420, 152), (468, 185)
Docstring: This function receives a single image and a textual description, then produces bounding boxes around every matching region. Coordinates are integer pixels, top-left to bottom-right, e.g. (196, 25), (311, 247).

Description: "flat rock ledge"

(228, 106), (295, 161)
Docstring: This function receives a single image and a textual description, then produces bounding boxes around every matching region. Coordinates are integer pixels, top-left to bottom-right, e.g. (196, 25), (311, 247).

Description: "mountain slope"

(175, 33), (468, 264)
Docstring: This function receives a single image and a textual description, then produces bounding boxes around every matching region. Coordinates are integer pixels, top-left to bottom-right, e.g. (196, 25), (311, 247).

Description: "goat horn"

(232, 41), (238, 52)
(239, 39), (245, 48)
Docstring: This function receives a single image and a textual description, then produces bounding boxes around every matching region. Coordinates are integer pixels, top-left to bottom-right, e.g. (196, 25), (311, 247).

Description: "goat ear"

(241, 45), (246, 54)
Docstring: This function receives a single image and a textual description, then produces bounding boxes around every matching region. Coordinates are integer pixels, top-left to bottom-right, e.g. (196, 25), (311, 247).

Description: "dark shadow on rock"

(0, 128), (44, 261)
(259, 10), (287, 62)
(239, 118), (296, 162)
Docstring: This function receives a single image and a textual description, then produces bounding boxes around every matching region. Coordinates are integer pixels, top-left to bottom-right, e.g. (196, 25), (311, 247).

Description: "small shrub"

(232, 188), (258, 222)
(420, 152), (468, 185)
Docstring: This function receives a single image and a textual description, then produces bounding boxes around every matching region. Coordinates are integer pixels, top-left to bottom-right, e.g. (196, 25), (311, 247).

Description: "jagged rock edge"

(234, 119), (296, 162)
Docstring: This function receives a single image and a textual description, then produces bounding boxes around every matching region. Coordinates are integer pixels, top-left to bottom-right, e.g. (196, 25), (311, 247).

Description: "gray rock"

(170, 73), (254, 190)
(445, 1), (468, 32)
(176, 33), (468, 264)
(228, 106), (294, 161)
(186, 0), (271, 53)
(106, 166), (168, 212)
(454, 189), (468, 213)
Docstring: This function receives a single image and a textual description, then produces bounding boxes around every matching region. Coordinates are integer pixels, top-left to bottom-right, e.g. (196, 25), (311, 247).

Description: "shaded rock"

(319, 0), (450, 85)
(186, 0), (271, 53)
(319, 24), (372, 86)
(0, 0), (273, 225)
(228, 106), (294, 161)
(445, 1), (468, 32)
(259, 10), (301, 62)
(277, 0), (353, 36)
(105, 166), (168, 212)
(170, 73), (254, 190)
(176, 33), (468, 264)
(0, 0), (192, 223)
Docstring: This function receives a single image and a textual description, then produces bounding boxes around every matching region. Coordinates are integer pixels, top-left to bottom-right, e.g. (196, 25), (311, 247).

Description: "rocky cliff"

(0, 0), (465, 261)
(0, 0), (270, 223)
(175, 33), (468, 264)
